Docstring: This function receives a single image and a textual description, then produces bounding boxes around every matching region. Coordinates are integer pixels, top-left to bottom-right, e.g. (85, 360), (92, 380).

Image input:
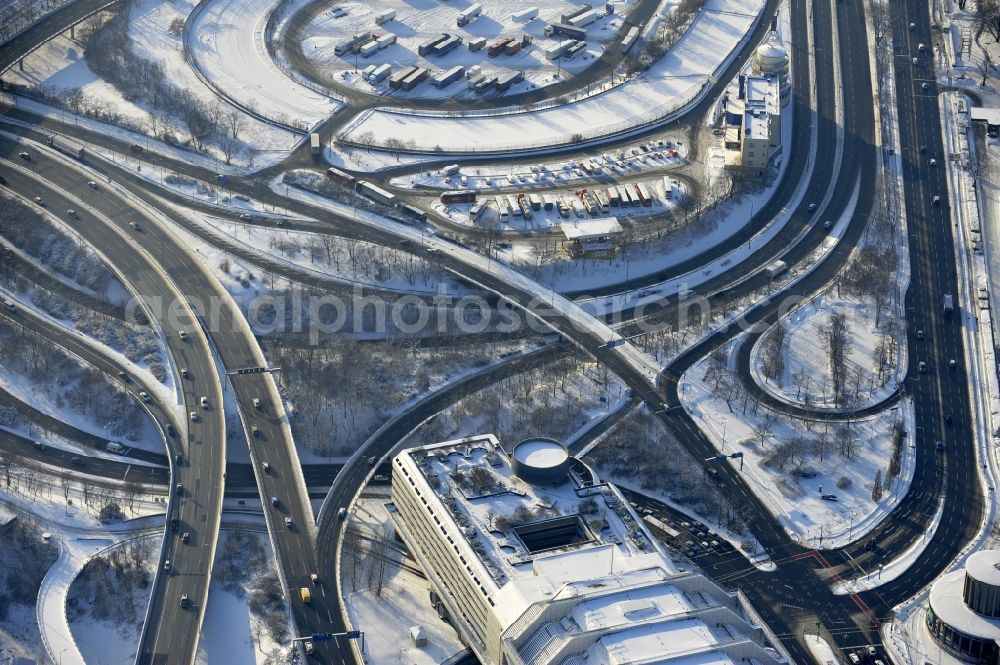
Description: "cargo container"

(434, 35), (463, 55)
(545, 23), (586, 40)
(357, 180), (397, 206)
(441, 189), (477, 204)
(504, 39), (523, 55)
(326, 167), (357, 188)
(512, 6), (539, 21)
(606, 187), (620, 206)
(402, 67), (429, 90)
(310, 132), (321, 156)
(617, 184), (633, 206)
(545, 39), (575, 59)
(299, 587), (312, 603)
(564, 40), (587, 58)
(636, 182), (653, 206)
(47, 135), (85, 159)
(569, 8), (599, 27)
(474, 75), (498, 94)
(496, 69), (524, 92)
(375, 8), (395, 25)
(560, 4), (592, 23)
(418, 33), (450, 56)
(400, 204), (428, 222)
(488, 36), (514, 57)
(469, 36), (487, 51)
(620, 25), (639, 52)
(359, 40), (378, 57)
(389, 65), (418, 88)
(376, 33), (397, 49)
(528, 193), (542, 210)
(369, 63), (392, 83)
(457, 2), (482, 26)
(542, 195), (554, 210)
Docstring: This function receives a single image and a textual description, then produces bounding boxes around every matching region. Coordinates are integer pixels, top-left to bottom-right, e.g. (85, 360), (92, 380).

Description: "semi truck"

(488, 36), (514, 57)
(433, 35), (463, 55)
(569, 8), (600, 27)
(433, 65), (465, 87)
(512, 6), (539, 22)
(560, 4), (592, 23)
(943, 293), (954, 317)
(376, 33), (397, 49)
(400, 204), (428, 222)
(457, 3), (482, 27)
(309, 132), (321, 156)
(374, 8), (395, 25)
(299, 587), (312, 603)
(358, 40), (378, 57)
(620, 25), (639, 52)
(474, 75), (498, 94)
(356, 180), (397, 206)
(545, 39), (575, 59)
(418, 33), (450, 56)
(326, 167), (357, 188)
(544, 23), (586, 40)
(402, 67), (429, 90)
(496, 69), (524, 92)
(334, 32), (371, 55)
(468, 36), (487, 51)
(369, 63), (392, 83)
(46, 135), (85, 159)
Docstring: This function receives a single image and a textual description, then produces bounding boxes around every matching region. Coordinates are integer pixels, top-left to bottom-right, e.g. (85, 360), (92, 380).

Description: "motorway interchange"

(0, 0), (994, 661)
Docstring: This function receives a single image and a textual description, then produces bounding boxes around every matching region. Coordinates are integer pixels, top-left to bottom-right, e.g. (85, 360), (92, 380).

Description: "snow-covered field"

(293, 0), (620, 101)
(751, 297), (904, 411)
(679, 338), (915, 548)
(338, 0), (764, 152)
(188, 0), (343, 128)
(344, 493), (466, 665)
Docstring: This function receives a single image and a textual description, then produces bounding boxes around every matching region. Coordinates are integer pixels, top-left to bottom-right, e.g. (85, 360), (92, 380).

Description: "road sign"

(311, 633), (333, 642)
(606, 338), (624, 348)
(346, 630), (361, 639)
(729, 452), (744, 459)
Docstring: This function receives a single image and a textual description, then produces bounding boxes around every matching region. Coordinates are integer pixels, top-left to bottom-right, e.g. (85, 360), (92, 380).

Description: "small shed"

(971, 107), (1000, 137)
(560, 217), (623, 257)
(409, 625), (428, 646)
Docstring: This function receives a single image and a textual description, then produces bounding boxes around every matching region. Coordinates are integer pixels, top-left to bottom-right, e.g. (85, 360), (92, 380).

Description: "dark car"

(166, 423), (177, 437)
(170, 518), (179, 532)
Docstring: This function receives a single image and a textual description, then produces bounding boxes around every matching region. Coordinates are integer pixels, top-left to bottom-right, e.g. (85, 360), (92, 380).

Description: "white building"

(724, 75), (782, 171)
(389, 434), (792, 665)
(926, 550), (1000, 663)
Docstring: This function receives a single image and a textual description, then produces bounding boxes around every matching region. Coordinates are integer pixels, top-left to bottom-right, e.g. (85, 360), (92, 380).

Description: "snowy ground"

(678, 338), (915, 548)
(389, 135), (688, 192)
(294, 0), (620, 101)
(338, 0), (765, 152)
(434, 174), (687, 232)
(6, 0), (300, 169)
(751, 297), (904, 411)
(0, 603), (48, 665)
(187, 0), (343, 129)
(343, 492), (466, 665)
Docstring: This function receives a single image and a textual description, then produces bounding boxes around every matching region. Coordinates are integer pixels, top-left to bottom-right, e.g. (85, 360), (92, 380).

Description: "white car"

(178, 330), (188, 341)
(190, 411), (200, 422)
(200, 396), (209, 408)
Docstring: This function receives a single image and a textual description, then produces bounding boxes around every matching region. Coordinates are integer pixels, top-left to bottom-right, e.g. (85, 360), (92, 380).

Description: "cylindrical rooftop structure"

(964, 550), (1000, 618)
(511, 438), (570, 486)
